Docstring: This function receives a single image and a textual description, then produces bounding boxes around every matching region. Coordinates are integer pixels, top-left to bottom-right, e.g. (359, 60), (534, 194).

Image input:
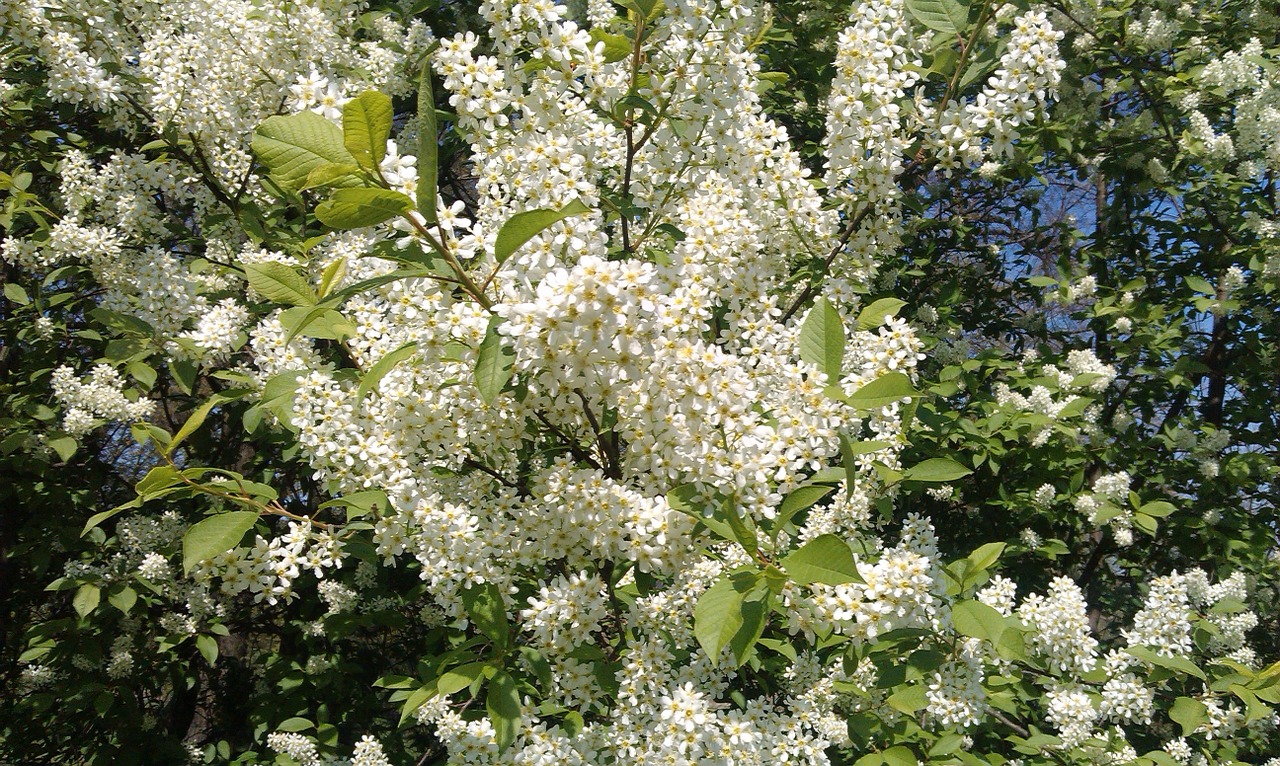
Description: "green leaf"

(417, 62), (439, 225)
(486, 670), (522, 751)
(398, 685), (439, 725)
(589, 29), (633, 62)
(903, 457), (972, 483)
(73, 583), (100, 618)
(196, 634), (219, 665)
(1133, 512), (1158, 535)
(136, 465), (183, 497)
(108, 587), (137, 614)
(315, 188), (414, 230)
(437, 662), (489, 695)
(856, 297), (907, 330)
(782, 534), (862, 585)
(493, 200), (592, 265)
(1127, 646), (1206, 680)
(244, 262), (317, 306)
(905, 0), (969, 33)
(276, 717), (314, 733)
(694, 576), (746, 659)
(773, 484), (835, 533)
(81, 498), (142, 536)
(966, 542), (1005, 573)
(474, 318), (515, 405)
(355, 341), (418, 404)
(4, 282), (30, 305)
(951, 599), (1007, 644)
(47, 435), (77, 462)
(1169, 696), (1208, 735)
(1184, 275), (1215, 295)
(251, 110), (358, 192)
(1139, 500), (1176, 518)
(183, 512), (259, 573)
(280, 306), (356, 342)
(799, 297), (845, 379)
(729, 596), (769, 667)
(172, 359), (198, 395)
(882, 746), (919, 766)
(170, 394), (230, 453)
(845, 372), (917, 408)
(342, 91), (393, 170)
(461, 583), (509, 649)
(301, 162), (363, 191)
(89, 307), (154, 337)
(128, 361), (157, 389)
(887, 684), (929, 714)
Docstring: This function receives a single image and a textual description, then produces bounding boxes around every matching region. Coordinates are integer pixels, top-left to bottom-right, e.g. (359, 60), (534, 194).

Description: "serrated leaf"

(493, 200), (592, 265)
(281, 306), (356, 342)
(108, 587), (137, 614)
(799, 297), (845, 379)
(887, 685), (929, 714)
(251, 111), (358, 192)
(773, 484), (835, 533)
(398, 685), (439, 724)
(355, 341), (418, 404)
(48, 435), (77, 462)
(856, 297), (907, 330)
(951, 599), (1007, 644)
(1184, 275), (1215, 295)
(475, 318), (514, 405)
(316, 187), (413, 230)
(183, 512), (259, 573)
(461, 582), (509, 649)
(276, 717), (314, 733)
(694, 576), (746, 659)
(487, 670), (521, 751)
(782, 534), (862, 585)
(318, 257), (347, 298)
(136, 465), (183, 497)
(1139, 500), (1176, 518)
(589, 28), (632, 62)
(903, 457), (972, 483)
(301, 162), (362, 191)
(196, 634), (219, 665)
(73, 583), (100, 617)
(905, 0), (969, 33)
(882, 746), (919, 766)
(81, 497), (142, 536)
(966, 542), (1005, 572)
(729, 596), (769, 667)
(244, 262), (317, 306)
(418, 62), (438, 225)
(170, 394), (231, 454)
(1127, 646), (1206, 679)
(438, 661), (489, 695)
(1134, 512), (1158, 535)
(845, 372), (917, 408)
(4, 282), (30, 305)
(1169, 696), (1208, 735)
(342, 90), (393, 170)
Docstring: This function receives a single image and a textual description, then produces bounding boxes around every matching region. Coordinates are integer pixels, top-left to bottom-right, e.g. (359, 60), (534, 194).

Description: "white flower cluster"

(175, 298), (250, 363)
(929, 11), (1067, 168)
(994, 348), (1116, 445)
(1017, 576), (1098, 675)
(191, 521), (342, 605)
(1073, 470), (1136, 545)
(50, 364), (154, 436)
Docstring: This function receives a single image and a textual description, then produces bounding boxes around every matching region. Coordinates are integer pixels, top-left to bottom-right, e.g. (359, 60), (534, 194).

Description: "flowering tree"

(1, 0), (1278, 764)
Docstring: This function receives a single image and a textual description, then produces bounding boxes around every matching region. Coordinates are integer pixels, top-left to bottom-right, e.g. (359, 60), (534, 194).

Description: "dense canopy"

(0, 0), (1277, 764)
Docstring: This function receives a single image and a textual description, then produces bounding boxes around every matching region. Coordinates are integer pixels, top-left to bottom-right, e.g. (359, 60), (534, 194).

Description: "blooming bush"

(1, 0), (1278, 764)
